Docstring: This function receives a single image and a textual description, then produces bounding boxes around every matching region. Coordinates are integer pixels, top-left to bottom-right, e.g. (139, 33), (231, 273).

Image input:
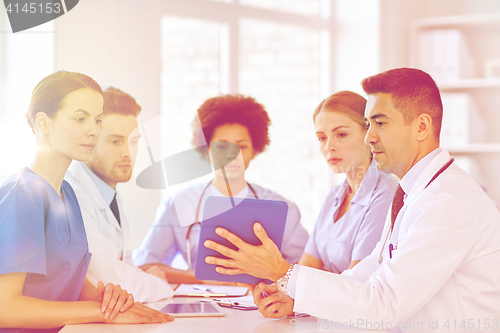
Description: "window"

(160, 17), (222, 159)
(239, 18), (324, 226)
(0, 13), (54, 181)
(159, 0), (379, 232)
(239, 0), (322, 17)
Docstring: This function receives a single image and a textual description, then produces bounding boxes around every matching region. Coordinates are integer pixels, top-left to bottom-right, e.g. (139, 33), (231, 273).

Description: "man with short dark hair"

(65, 86), (173, 302)
(203, 68), (500, 330)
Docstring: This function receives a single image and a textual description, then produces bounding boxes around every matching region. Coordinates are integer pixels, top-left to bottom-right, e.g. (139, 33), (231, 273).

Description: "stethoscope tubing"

(377, 158), (454, 265)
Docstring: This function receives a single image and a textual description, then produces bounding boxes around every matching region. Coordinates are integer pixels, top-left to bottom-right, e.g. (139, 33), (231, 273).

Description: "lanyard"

(377, 158), (454, 264)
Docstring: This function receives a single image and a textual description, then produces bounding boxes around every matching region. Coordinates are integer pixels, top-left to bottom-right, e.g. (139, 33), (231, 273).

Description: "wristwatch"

(277, 264), (295, 294)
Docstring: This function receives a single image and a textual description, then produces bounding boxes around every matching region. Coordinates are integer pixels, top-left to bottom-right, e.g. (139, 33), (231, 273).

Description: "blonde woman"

(0, 71), (172, 332)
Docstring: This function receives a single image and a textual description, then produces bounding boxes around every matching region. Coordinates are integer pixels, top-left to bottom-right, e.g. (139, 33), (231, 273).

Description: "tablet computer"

(158, 302), (227, 317)
(195, 196), (288, 284)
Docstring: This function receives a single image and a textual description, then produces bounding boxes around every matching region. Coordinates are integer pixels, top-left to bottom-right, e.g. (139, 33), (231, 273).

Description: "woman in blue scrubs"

(298, 91), (397, 273)
(0, 71), (172, 332)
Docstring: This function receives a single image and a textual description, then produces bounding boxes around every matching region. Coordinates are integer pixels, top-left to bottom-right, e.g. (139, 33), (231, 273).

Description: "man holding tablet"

(203, 68), (500, 331)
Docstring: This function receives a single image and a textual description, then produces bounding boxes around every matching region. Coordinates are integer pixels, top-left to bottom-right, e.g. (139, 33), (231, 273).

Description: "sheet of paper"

(216, 295), (257, 308)
(174, 284), (248, 297)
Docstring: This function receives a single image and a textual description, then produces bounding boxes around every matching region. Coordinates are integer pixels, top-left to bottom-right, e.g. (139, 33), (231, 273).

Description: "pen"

(193, 285), (212, 292)
(260, 290), (278, 314)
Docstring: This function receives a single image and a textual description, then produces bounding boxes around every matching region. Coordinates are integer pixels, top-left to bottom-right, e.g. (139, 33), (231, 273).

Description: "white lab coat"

(293, 150), (500, 333)
(65, 162), (173, 302)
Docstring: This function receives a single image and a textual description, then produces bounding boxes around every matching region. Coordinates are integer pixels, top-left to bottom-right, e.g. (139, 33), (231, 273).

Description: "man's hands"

(250, 282), (294, 318)
(97, 281), (134, 320)
(203, 222), (290, 282)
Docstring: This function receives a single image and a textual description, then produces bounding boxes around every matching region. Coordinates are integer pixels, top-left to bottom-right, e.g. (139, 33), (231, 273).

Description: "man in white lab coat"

(204, 68), (500, 332)
(65, 86), (173, 302)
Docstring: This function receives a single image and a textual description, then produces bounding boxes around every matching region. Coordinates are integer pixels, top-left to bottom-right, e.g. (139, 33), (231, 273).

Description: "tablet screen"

(195, 197), (288, 284)
(159, 302), (226, 317)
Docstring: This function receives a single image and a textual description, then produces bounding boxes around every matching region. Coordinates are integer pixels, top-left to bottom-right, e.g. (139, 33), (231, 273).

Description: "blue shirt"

(304, 160), (397, 273)
(81, 163), (115, 206)
(0, 168), (91, 333)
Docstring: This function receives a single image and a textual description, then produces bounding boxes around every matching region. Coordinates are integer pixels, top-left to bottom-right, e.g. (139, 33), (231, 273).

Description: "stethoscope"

(377, 158), (454, 265)
(185, 180), (259, 270)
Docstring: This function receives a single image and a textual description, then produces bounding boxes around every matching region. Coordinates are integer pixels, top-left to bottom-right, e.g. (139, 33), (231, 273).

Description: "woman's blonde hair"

(313, 91), (368, 129)
(25, 70), (102, 135)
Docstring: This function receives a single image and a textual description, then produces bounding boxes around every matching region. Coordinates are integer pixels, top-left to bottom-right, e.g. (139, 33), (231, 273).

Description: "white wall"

(379, 0), (500, 204)
(335, 0), (380, 94)
(380, 0), (500, 70)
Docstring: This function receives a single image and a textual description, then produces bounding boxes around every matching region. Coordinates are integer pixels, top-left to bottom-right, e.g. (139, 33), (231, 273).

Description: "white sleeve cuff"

(286, 264), (301, 299)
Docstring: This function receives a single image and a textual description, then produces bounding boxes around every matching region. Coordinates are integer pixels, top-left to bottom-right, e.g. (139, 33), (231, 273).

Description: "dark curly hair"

(191, 94), (271, 157)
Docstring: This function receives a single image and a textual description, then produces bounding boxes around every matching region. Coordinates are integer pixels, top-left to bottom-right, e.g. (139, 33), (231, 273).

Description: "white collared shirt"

(288, 150), (500, 332)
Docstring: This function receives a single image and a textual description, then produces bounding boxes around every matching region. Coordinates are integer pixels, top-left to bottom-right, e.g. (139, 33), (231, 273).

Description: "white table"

(60, 297), (386, 333)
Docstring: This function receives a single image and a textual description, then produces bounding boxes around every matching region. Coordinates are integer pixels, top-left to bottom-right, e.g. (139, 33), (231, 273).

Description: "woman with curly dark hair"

(133, 94), (309, 284)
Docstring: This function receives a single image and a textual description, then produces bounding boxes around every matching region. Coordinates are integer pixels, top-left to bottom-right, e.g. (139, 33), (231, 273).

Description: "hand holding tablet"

(195, 197), (289, 284)
(204, 223), (291, 282)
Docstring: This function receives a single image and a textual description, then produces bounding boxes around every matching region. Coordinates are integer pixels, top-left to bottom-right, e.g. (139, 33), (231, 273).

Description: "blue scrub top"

(0, 168), (91, 333)
(304, 160), (397, 273)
